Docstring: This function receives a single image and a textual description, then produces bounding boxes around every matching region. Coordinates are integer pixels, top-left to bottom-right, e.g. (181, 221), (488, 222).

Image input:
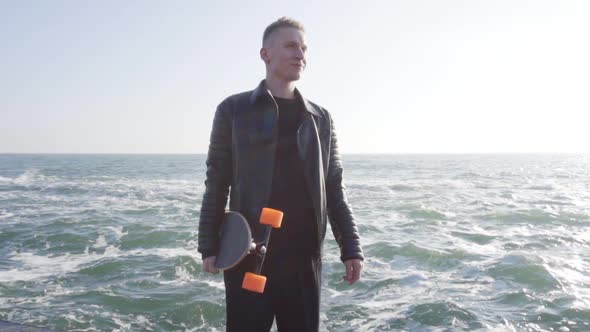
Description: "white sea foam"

(0, 175), (13, 182)
(0, 244), (203, 283)
(111, 316), (131, 332)
(92, 234), (108, 248)
(0, 210), (15, 220)
(0, 245), (121, 282)
(15, 169), (41, 184)
(174, 265), (193, 283)
(105, 225), (128, 240)
(399, 273), (429, 286)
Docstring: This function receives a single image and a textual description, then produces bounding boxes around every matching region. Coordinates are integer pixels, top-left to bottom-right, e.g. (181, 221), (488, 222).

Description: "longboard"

(214, 208), (283, 293)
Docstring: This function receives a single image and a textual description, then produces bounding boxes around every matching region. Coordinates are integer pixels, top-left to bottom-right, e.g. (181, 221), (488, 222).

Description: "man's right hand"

(203, 256), (219, 274)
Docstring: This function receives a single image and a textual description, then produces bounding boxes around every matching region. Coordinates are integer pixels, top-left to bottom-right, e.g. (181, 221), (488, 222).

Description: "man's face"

(261, 27), (307, 82)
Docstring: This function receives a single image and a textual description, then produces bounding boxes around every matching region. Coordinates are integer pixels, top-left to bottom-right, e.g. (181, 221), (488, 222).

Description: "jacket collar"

(249, 79), (319, 116)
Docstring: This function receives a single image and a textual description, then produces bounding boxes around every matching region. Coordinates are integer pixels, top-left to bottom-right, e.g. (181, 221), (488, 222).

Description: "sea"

(0, 153), (589, 332)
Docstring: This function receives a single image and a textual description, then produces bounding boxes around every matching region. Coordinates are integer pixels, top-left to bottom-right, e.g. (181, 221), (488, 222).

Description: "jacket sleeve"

(198, 99), (233, 260)
(325, 112), (364, 262)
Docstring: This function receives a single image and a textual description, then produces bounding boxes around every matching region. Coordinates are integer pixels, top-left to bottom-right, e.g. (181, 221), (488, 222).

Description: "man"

(198, 17), (364, 331)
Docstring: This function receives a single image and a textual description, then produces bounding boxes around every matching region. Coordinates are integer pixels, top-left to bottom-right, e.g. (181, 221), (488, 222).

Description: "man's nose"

(294, 47), (305, 59)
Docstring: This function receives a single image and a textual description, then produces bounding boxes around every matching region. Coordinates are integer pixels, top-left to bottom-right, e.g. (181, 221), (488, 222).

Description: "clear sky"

(1, 0), (589, 154)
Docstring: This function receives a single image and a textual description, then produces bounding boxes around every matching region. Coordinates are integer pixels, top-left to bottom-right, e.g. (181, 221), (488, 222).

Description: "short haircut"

(262, 17), (305, 46)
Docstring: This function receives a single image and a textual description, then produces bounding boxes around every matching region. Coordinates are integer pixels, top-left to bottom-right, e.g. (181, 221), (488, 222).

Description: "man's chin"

(271, 71), (302, 83)
(288, 73), (302, 82)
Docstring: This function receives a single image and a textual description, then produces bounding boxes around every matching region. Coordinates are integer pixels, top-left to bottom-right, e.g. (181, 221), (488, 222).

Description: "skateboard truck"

(249, 242), (267, 255)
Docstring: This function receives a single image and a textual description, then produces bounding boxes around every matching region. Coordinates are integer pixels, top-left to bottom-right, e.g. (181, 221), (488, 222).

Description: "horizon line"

(2, 152), (589, 155)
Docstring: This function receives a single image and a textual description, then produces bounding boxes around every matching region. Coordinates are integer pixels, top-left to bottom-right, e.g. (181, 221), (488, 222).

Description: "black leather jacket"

(198, 80), (364, 263)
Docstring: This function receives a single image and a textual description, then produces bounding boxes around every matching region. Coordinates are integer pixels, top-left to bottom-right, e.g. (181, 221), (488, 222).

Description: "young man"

(198, 17), (364, 331)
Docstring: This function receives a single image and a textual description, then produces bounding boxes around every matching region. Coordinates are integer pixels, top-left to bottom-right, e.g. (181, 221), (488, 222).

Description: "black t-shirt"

(266, 96), (318, 262)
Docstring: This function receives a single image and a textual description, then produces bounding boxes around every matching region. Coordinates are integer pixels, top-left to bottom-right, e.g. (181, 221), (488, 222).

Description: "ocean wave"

(485, 254), (563, 292)
(388, 184), (416, 191)
(397, 203), (452, 220)
(0, 244), (200, 283)
(451, 231), (496, 245)
(524, 184), (557, 191)
(477, 209), (561, 224)
(406, 301), (483, 329)
(366, 241), (480, 270)
(0, 169), (47, 185)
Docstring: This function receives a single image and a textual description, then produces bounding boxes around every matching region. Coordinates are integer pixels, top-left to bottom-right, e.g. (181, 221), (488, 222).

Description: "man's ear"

(260, 47), (270, 64)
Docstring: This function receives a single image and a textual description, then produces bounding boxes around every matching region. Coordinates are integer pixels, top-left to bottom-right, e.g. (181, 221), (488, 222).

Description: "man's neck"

(265, 76), (297, 99)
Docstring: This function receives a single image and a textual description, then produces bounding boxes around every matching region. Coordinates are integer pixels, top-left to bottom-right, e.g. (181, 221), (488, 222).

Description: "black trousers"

(223, 252), (322, 332)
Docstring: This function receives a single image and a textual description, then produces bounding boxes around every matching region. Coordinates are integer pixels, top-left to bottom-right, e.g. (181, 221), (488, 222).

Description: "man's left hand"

(342, 258), (363, 285)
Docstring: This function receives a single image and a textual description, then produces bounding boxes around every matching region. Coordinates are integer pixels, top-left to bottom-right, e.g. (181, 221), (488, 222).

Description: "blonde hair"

(262, 17), (305, 46)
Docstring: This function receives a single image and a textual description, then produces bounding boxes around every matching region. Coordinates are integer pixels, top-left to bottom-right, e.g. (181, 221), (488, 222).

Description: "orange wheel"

(260, 207), (283, 228)
(242, 272), (267, 293)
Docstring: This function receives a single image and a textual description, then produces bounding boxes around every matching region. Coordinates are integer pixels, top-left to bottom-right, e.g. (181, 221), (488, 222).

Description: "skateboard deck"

(213, 208), (283, 293)
(214, 211), (252, 271)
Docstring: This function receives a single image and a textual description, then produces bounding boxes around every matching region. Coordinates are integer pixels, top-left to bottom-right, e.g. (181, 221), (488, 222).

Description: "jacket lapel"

(297, 112), (326, 235)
